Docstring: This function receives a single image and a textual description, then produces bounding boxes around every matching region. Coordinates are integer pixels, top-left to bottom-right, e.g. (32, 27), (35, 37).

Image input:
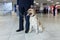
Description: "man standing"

(16, 0), (34, 33)
(53, 5), (56, 16)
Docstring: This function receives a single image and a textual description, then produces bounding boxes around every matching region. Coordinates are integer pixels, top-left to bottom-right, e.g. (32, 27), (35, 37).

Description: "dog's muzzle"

(29, 13), (32, 15)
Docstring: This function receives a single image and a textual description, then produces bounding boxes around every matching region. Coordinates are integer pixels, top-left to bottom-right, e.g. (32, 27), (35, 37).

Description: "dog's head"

(27, 8), (36, 16)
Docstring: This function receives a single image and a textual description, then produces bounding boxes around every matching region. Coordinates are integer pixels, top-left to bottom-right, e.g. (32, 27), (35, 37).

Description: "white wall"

(0, 2), (12, 15)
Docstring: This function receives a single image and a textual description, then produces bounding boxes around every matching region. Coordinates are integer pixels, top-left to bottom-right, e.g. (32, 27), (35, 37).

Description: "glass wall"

(0, 2), (12, 15)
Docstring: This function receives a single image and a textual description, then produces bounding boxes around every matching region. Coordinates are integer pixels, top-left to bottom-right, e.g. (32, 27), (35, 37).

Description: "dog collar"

(32, 15), (35, 17)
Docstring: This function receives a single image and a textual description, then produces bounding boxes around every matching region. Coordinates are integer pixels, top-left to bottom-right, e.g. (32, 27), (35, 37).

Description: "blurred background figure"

(14, 4), (17, 13)
(16, 4), (19, 16)
(35, 3), (40, 13)
(40, 3), (43, 13)
(55, 5), (58, 16)
(53, 5), (56, 16)
(14, 4), (19, 16)
(48, 5), (50, 15)
(43, 6), (47, 14)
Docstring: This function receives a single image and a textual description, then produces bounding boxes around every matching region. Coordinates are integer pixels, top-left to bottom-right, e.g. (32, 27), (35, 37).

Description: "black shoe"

(25, 31), (28, 33)
(16, 29), (24, 32)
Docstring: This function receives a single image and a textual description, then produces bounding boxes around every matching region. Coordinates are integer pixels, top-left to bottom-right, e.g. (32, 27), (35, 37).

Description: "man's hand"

(16, 5), (19, 8)
(16, 5), (19, 9)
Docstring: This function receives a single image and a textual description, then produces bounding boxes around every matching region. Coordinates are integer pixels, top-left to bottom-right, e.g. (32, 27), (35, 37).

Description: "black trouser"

(19, 6), (30, 32)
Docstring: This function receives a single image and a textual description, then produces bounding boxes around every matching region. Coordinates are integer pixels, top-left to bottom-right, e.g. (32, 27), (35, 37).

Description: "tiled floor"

(0, 13), (60, 40)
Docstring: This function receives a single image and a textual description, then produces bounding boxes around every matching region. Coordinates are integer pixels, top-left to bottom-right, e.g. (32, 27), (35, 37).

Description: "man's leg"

(16, 7), (24, 32)
(24, 6), (30, 33)
(20, 16), (24, 29)
(16, 16), (24, 32)
(25, 15), (30, 33)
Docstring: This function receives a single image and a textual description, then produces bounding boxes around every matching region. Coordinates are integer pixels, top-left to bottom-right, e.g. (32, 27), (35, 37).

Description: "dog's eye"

(29, 13), (32, 15)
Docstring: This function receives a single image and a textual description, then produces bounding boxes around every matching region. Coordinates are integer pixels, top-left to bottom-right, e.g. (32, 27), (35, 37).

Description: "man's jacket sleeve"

(30, 0), (34, 5)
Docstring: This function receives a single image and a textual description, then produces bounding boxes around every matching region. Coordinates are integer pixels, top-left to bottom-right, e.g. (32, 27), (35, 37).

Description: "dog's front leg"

(36, 27), (38, 33)
(34, 25), (38, 33)
(29, 24), (32, 33)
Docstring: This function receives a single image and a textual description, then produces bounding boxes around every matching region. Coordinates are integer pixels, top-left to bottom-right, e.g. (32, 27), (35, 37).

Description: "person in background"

(16, 4), (19, 16)
(40, 3), (43, 13)
(14, 4), (17, 12)
(53, 5), (56, 16)
(16, 0), (34, 33)
(48, 6), (50, 14)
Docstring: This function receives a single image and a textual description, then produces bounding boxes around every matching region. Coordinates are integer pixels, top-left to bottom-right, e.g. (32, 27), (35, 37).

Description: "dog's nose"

(29, 13), (32, 15)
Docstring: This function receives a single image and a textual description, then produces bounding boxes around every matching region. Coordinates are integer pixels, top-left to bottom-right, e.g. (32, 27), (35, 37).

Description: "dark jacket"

(17, 0), (34, 7)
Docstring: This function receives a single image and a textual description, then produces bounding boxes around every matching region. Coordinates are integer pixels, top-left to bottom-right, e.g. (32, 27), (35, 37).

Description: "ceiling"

(0, 0), (60, 5)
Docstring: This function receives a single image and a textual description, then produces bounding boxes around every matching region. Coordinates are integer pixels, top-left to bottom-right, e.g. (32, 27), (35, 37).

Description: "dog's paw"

(39, 27), (45, 33)
(29, 30), (32, 33)
(36, 30), (39, 34)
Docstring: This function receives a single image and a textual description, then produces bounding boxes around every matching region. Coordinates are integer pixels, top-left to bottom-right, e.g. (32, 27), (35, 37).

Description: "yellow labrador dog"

(27, 8), (44, 33)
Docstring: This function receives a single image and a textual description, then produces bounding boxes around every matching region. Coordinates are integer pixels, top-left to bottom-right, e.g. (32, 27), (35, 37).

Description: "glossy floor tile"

(0, 13), (60, 40)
